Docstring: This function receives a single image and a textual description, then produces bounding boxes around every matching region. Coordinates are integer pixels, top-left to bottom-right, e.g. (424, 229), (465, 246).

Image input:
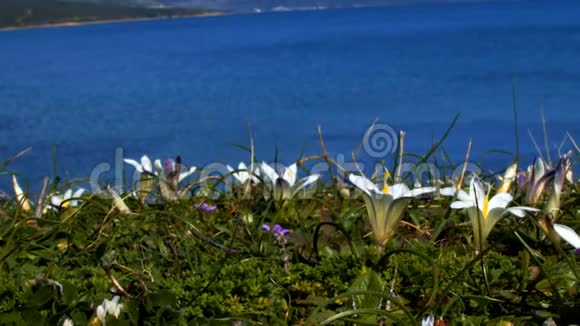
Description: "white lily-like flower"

(123, 155), (155, 175)
(62, 316), (74, 326)
(260, 162), (320, 201)
(227, 162), (260, 185)
(422, 315), (435, 326)
(348, 171), (435, 246)
(124, 155), (158, 201)
(50, 188), (85, 209)
(96, 295), (123, 324)
(450, 177), (539, 252)
(553, 224), (580, 252)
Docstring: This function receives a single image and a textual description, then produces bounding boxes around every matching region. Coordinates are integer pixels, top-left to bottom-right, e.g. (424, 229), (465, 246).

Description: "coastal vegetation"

(0, 122), (578, 325)
(0, 0), (210, 30)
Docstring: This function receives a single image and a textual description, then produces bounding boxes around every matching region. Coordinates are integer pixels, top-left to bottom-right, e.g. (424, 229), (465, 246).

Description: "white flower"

(123, 155), (155, 175)
(50, 188), (85, 209)
(349, 171), (435, 245)
(62, 317), (74, 326)
(554, 224), (580, 250)
(260, 162), (320, 201)
(227, 162), (260, 184)
(451, 177), (538, 217)
(450, 177), (539, 251)
(422, 315), (435, 326)
(96, 296), (124, 324)
(106, 296), (123, 318)
(96, 304), (107, 324)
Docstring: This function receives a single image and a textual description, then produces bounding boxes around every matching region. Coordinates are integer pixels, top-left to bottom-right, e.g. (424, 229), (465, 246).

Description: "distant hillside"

(0, 0), (210, 29)
(160, 0), (493, 12)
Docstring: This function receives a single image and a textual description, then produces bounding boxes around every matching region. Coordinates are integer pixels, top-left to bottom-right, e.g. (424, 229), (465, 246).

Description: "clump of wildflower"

(262, 223), (291, 271)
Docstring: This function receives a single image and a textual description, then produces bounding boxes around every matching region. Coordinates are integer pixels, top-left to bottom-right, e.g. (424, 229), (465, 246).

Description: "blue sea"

(1, 0), (579, 188)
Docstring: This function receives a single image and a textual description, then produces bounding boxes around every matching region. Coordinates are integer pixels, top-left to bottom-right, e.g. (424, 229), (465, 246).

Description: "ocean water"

(0, 0), (579, 188)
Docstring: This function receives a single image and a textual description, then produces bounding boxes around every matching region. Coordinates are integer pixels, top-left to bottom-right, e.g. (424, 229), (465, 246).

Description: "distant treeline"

(0, 0), (209, 29)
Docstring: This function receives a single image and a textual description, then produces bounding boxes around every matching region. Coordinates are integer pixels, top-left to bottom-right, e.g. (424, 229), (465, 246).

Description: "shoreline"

(0, 11), (227, 32)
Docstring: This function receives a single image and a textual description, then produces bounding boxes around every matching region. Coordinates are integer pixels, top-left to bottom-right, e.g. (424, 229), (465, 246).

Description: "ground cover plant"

(0, 120), (579, 325)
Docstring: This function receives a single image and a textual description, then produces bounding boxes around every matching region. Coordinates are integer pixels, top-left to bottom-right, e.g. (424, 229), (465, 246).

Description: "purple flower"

(195, 203), (217, 213)
(164, 158), (176, 175)
(517, 172), (528, 188)
(262, 223), (289, 236)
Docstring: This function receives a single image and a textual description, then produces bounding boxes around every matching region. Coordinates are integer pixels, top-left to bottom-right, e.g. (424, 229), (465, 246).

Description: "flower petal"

(554, 224), (580, 249)
(260, 162), (279, 185)
(348, 174), (378, 197)
(450, 200), (474, 209)
(408, 186), (436, 197)
(389, 183), (411, 199)
(70, 188), (86, 207)
(487, 192), (513, 210)
(123, 158), (142, 173)
(470, 177), (486, 209)
(63, 189), (73, 201)
(154, 159), (164, 177)
(179, 166), (197, 183)
(140, 155), (152, 174)
(440, 186), (457, 197)
(456, 189), (471, 202)
(504, 206), (540, 218)
(96, 305), (107, 322)
(51, 195), (62, 207)
(422, 315), (435, 326)
(282, 164), (297, 186)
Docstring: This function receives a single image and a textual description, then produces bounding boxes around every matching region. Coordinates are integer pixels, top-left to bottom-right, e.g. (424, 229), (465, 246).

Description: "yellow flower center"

(383, 171), (390, 193)
(62, 201), (70, 209)
(482, 195), (489, 218)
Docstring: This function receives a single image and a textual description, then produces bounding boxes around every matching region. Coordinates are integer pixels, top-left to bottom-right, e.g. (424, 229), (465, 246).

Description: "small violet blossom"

(195, 203), (217, 213)
(262, 224), (290, 236)
(262, 223), (290, 247)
